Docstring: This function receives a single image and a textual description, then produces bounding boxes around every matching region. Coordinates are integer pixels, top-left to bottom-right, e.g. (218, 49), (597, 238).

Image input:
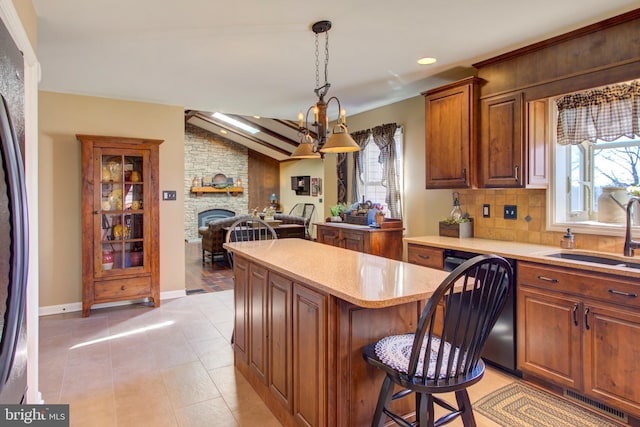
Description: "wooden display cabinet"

(78, 134), (163, 317)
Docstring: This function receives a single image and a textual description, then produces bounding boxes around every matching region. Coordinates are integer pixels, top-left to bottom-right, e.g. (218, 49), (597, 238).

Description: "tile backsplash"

(456, 188), (625, 254)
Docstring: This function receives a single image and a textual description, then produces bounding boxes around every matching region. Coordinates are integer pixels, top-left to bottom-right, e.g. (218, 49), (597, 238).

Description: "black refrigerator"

(0, 18), (28, 404)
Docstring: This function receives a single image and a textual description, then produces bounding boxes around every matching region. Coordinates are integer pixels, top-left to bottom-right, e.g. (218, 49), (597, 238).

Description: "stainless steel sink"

(546, 252), (640, 269)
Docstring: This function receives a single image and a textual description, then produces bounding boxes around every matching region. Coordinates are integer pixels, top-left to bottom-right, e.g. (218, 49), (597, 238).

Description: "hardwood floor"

(185, 241), (234, 293)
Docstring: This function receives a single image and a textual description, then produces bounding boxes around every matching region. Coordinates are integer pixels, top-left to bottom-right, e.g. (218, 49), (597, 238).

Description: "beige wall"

(340, 96), (453, 239)
(38, 91), (185, 308)
(279, 158), (328, 239)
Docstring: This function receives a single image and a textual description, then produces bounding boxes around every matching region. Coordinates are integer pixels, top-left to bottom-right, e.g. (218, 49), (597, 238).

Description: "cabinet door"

(316, 226), (341, 247)
(94, 148), (150, 278)
(480, 92), (523, 187)
(233, 256), (249, 363)
(249, 263), (269, 384)
(526, 99), (549, 188)
(584, 302), (640, 416)
(517, 285), (582, 389)
(293, 284), (327, 427)
(424, 78), (478, 189)
(269, 273), (293, 412)
(407, 244), (444, 269)
(342, 229), (366, 253)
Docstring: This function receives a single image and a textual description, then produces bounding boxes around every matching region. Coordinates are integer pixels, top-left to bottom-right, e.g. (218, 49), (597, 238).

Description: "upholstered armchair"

(199, 214), (252, 266)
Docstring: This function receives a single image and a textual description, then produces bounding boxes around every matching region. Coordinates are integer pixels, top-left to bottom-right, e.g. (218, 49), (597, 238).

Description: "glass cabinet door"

(95, 150), (148, 276)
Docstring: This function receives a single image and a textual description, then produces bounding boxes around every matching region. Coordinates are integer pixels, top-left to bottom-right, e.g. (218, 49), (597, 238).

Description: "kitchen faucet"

(624, 197), (640, 256)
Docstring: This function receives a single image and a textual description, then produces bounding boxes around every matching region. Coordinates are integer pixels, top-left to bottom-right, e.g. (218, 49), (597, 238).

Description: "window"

(550, 80), (640, 235)
(357, 128), (403, 217)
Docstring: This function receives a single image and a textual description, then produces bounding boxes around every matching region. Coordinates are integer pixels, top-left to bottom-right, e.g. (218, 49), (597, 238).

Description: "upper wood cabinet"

(525, 99), (549, 188)
(479, 91), (524, 187)
(423, 77), (481, 189)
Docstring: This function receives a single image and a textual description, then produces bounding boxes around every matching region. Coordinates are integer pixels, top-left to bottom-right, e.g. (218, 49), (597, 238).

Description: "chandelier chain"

(315, 33), (320, 89)
(324, 31), (329, 86)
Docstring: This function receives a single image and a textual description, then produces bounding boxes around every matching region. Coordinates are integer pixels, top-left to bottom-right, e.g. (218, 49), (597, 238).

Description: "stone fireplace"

(197, 208), (235, 230)
(184, 124), (248, 241)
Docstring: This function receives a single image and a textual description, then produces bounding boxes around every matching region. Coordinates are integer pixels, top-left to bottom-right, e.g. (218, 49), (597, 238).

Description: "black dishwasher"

(443, 249), (520, 375)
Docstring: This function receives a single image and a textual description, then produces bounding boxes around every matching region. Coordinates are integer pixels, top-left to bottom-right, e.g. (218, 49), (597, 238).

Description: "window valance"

(556, 80), (640, 145)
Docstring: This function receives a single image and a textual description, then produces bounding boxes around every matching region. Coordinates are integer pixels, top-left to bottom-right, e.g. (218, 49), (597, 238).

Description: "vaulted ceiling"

(33, 0), (639, 159)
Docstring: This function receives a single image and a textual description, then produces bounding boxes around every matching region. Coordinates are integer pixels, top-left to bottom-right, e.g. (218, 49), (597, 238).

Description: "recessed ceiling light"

(253, 115), (261, 119)
(212, 112), (259, 134)
(417, 57), (437, 65)
(220, 129), (228, 135)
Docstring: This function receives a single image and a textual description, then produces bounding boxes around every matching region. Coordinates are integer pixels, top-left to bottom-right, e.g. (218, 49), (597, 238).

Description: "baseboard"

(39, 289), (187, 317)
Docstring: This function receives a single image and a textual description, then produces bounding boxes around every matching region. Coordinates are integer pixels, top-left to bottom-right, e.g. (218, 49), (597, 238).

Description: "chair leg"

(417, 392), (435, 427)
(371, 375), (394, 427)
(455, 390), (476, 427)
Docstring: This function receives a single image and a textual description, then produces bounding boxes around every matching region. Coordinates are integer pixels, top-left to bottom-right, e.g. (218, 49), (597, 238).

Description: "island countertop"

(224, 238), (450, 308)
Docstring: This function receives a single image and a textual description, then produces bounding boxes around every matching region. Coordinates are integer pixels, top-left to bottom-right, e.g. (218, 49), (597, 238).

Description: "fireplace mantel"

(190, 186), (244, 197)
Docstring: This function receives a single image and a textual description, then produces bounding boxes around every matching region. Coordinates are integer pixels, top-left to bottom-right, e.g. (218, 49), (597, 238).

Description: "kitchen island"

(223, 238), (450, 427)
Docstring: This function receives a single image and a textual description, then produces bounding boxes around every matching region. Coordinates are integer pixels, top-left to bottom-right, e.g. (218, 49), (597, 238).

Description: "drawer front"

(407, 244), (444, 270)
(95, 276), (151, 301)
(518, 262), (640, 309)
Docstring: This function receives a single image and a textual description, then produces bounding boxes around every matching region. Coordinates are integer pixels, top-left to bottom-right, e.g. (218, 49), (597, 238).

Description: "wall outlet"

(482, 204), (490, 218)
(163, 190), (177, 201)
(504, 205), (517, 219)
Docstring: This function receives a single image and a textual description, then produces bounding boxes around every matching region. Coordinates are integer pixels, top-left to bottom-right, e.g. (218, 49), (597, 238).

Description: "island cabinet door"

(293, 283), (327, 427)
(233, 256), (249, 363)
(517, 285), (583, 389)
(583, 301), (640, 417)
(249, 263), (269, 384)
(268, 272), (293, 412)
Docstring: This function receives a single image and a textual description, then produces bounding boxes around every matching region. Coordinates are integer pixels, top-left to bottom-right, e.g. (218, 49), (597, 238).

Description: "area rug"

(474, 382), (623, 427)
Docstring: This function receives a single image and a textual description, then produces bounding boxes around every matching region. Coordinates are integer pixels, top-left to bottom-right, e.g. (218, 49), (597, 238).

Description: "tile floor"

(39, 291), (518, 426)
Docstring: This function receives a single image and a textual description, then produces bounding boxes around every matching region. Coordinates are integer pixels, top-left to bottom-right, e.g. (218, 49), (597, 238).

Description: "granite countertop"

(404, 235), (640, 279)
(224, 239), (450, 308)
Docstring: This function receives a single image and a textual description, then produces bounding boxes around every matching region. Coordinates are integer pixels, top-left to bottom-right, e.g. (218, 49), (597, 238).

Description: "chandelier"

(290, 20), (360, 159)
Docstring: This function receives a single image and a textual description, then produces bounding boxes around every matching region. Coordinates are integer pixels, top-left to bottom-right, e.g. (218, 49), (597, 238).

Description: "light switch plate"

(483, 204), (490, 218)
(504, 205), (517, 220)
(163, 190), (177, 201)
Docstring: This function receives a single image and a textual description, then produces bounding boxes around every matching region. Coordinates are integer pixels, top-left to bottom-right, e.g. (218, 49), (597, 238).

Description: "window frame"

(358, 128), (404, 218)
(548, 99), (640, 237)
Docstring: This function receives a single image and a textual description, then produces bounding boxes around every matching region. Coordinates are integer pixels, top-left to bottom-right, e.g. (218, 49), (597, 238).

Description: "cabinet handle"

(462, 168), (467, 184)
(121, 285), (126, 291)
(536, 275), (558, 283)
(608, 289), (637, 298)
(584, 307), (590, 330)
(514, 165), (519, 182)
(572, 304), (578, 326)
(418, 254), (430, 259)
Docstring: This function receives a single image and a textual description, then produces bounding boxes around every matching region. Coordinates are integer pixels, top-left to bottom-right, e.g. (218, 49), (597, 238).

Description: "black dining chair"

(225, 217), (277, 268)
(225, 217), (277, 345)
(362, 254), (513, 427)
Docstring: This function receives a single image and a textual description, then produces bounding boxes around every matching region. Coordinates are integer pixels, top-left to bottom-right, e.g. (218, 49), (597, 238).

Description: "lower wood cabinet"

(316, 222), (403, 260)
(518, 261), (640, 418)
(233, 256), (328, 426)
(232, 254), (421, 426)
(293, 283), (327, 427)
(407, 244), (444, 269)
(268, 273), (293, 412)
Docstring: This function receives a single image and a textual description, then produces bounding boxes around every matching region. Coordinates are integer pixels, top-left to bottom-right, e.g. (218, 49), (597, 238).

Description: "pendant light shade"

(320, 124), (360, 153)
(291, 135), (321, 159)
